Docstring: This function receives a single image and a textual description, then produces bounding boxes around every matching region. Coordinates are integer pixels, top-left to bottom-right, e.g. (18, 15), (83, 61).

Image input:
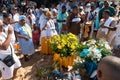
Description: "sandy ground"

(0, 48), (54, 80)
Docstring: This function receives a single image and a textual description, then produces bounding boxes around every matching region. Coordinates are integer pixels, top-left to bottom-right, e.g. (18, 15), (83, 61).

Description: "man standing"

(3, 13), (16, 45)
(57, 5), (68, 34)
(67, 6), (81, 36)
(97, 10), (116, 46)
(11, 7), (20, 27)
(99, 1), (116, 20)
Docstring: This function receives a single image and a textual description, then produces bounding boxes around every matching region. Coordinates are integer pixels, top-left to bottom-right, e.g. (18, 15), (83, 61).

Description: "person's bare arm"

(66, 16), (71, 30)
(15, 31), (29, 40)
(0, 26), (13, 50)
(104, 21), (117, 31)
(10, 21), (19, 24)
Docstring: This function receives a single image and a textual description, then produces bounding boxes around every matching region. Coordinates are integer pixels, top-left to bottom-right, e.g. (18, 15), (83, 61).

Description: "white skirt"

(0, 53), (21, 79)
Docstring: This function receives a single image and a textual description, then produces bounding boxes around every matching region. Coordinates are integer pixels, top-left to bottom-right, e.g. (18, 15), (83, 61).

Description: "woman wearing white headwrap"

(26, 8), (36, 29)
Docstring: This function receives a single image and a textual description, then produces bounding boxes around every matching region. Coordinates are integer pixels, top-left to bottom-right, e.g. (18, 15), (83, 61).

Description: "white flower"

(105, 43), (111, 50)
(83, 42), (86, 45)
(90, 39), (96, 44)
(88, 47), (102, 61)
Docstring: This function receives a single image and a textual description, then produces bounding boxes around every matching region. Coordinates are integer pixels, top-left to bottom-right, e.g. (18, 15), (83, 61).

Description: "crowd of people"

(0, 0), (120, 79)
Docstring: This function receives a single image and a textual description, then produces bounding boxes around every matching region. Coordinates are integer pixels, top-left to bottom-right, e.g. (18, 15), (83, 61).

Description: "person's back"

(97, 56), (120, 80)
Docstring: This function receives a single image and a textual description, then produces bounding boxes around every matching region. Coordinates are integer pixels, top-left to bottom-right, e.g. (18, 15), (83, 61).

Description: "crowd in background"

(1, 0), (120, 66)
(1, 0), (120, 79)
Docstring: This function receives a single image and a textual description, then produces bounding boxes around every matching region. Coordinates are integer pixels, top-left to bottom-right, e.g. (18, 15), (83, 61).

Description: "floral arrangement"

(75, 39), (112, 78)
(77, 39), (111, 62)
(49, 33), (79, 57)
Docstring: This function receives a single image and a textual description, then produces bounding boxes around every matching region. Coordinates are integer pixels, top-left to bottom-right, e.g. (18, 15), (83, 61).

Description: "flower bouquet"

(76, 39), (111, 79)
(49, 33), (79, 67)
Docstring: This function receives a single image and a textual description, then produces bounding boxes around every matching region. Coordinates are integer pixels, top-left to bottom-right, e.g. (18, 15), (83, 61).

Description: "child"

(32, 24), (40, 48)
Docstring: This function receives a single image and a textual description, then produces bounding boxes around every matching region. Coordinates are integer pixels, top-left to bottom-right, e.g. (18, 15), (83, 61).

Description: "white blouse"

(40, 19), (57, 38)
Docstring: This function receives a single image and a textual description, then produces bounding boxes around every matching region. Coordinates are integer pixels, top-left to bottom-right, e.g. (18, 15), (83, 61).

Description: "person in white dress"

(3, 13), (16, 45)
(0, 20), (21, 80)
(26, 9), (36, 29)
(40, 11), (57, 43)
(57, 1), (65, 13)
(11, 7), (20, 27)
(39, 8), (49, 29)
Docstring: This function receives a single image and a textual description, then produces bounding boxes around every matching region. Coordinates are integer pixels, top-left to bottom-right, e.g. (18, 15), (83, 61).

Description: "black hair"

(62, 5), (66, 9)
(3, 12), (9, 18)
(73, 5), (79, 10)
(104, 10), (110, 16)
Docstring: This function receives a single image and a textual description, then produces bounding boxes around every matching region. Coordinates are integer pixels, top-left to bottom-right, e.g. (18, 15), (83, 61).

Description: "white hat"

(79, 6), (83, 10)
(52, 9), (58, 13)
(86, 3), (91, 6)
(43, 8), (49, 12)
(27, 9), (32, 13)
(19, 15), (26, 21)
(115, 2), (119, 5)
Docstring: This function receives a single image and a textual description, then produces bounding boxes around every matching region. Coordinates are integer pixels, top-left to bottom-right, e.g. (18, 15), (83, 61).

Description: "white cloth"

(57, 3), (64, 13)
(26, 14), (36, 28)
(87, 10), (96, 21)
(104, 17), (115, 27)
(72, 18), (81, 22)
(114, 22), (120, 46)
(0, 32), (21, 79)
(102, 17), (115, 35)
(66, 2), (72, 12)
(40, 19), (48, 38)
(39, 13), (46, 26)
(40, 19), (57, 37)
(95, 7), (101, 16)
(13, 13), (19, 22)
(12, 13), (19, 27)
(95, 8), (100, 13)
(3, 24), (16, 44)
(46, 19), (57, 37)
(84, 7), (91, 13)
(0, 15), (3, 20)
(40, 19), (57, 44)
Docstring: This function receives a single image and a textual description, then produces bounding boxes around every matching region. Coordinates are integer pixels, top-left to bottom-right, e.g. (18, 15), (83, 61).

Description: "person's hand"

(8, 25), (13, 35)
(24, 36), (29, 40)
(109, 27), (117, 31)
(42, 27), (46, 31)
(42, 24), (47, 31)
(118, 45), (120, 49)
(63, 20), (66, 22)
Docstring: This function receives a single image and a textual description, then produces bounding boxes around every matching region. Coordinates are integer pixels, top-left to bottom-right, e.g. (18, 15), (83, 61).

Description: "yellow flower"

(71, 45), (75, 50)
(61, 54), (64, 57)
(57, 45), (62, 49)
(96, 45), (98, 48)
(61, 39), (66, 45)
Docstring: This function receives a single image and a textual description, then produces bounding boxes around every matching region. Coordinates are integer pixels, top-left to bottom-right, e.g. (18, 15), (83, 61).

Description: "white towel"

(72, 18), (81, 22)
(102, 17), (115, 35)
(104, 17), (114, 27)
